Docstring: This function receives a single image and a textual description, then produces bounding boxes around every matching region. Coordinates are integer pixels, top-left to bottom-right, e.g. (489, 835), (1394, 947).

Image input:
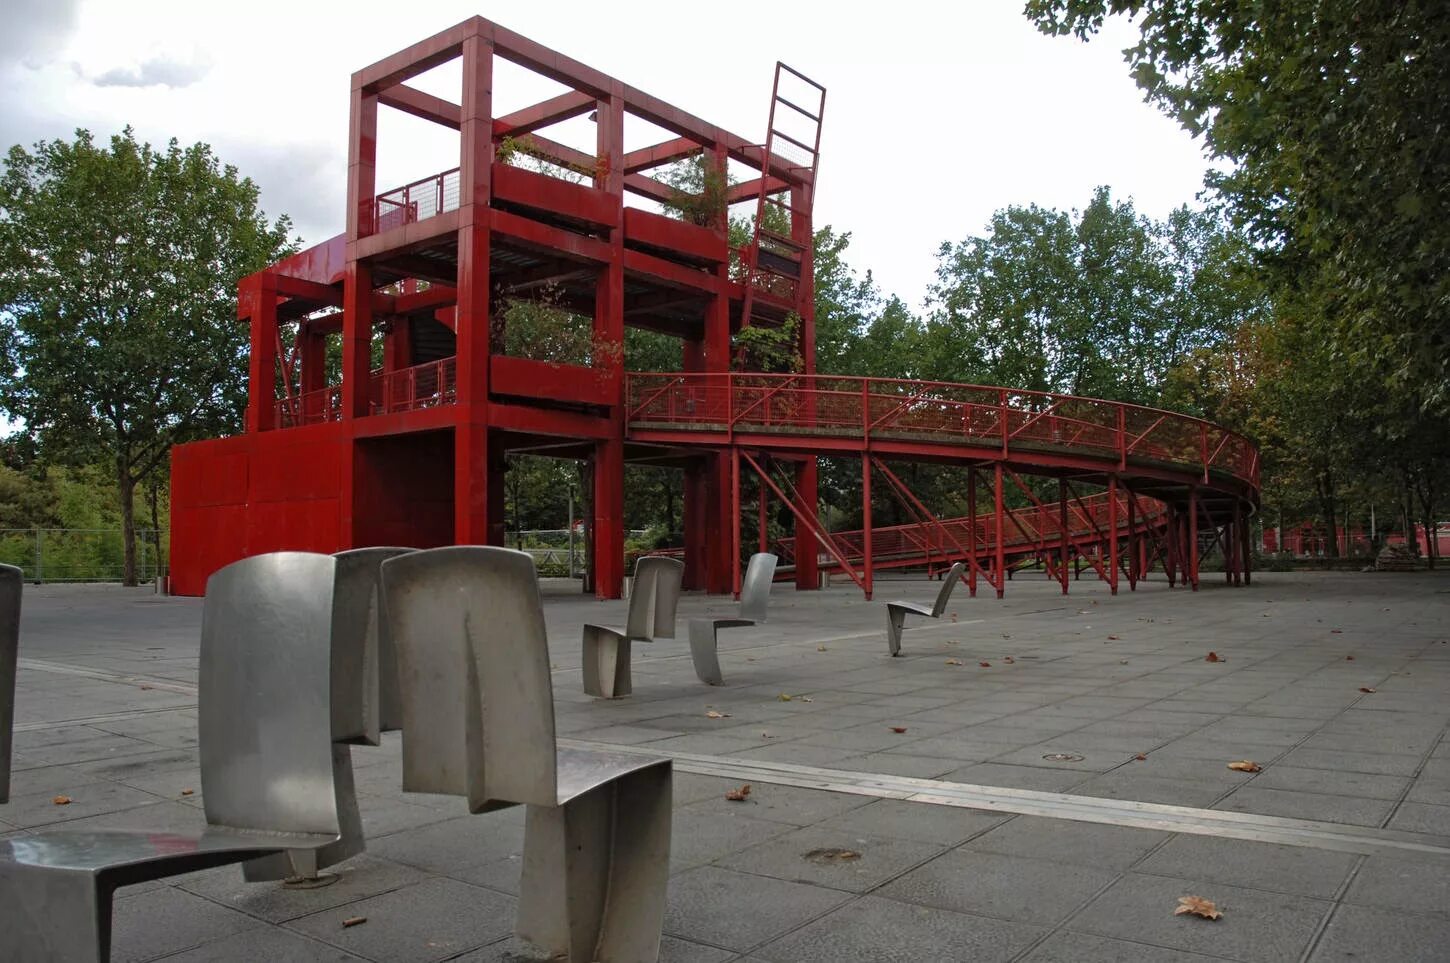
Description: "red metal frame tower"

(170, 18), (822, 598)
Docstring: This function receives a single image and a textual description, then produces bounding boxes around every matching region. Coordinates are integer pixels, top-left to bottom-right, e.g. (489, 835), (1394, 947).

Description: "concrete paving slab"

(663, 866), (851, 951)
(880, 848), (1118, 924)
(1309, 903), (1450, 963)
(111, 885), (263, 963)
(1135, 834), (1359, 899)
(960, 815), (1169, 870)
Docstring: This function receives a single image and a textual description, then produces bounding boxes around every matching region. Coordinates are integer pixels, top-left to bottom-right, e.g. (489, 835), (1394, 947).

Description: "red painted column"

(244, 275), (276, 433)
(1188, 488), (1200, 591)
(591, 88), (627, 599)
(1126, 488), (1138, 590)
(706, 453), (733, 594)
(1108, 475), (1119, 595)
(994, 464), (1005, 599)
(1058, 478), (1070, 595)
(792, 181), (819, 591)
(454, 33), (499, 547)
(861, 456), (873, 601)
(967, 468), (978, 597)
(731, 448), (742, 599)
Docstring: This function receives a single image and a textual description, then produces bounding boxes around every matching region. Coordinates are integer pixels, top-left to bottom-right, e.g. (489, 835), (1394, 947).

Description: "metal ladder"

(737, 63), (826, 346)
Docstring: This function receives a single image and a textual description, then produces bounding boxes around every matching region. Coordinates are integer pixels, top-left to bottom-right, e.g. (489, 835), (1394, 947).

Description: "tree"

(1025, 0), (1450, 413)
(0, 129), (293, 584)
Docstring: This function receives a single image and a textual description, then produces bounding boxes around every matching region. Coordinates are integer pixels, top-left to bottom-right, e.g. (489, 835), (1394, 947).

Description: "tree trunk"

(148, 481), (163, 574)
(1416, 475), (1438, 570)
(117, 455), (137, 586)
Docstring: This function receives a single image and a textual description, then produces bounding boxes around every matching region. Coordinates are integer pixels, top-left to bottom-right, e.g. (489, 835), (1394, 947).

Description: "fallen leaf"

(979, 661), (991, 668)
(52, 795), (71, 806)
(342, 916), (367, 928)
(725, 784), (752, 801)
(1175, 895), (1222, 920)
(1359, 687), (1376, 694)
(180, 789), (194, 796)
(1119, 659), (1129, 664)
(1004, 656), (1015, 664)
(777, 693), (793, 702)
(945, 658), (963, 665)
(889, 726), (908, 734)
(1331, 629), (1343, 634)
(817, 645), (828, 651)
(705, 710), (730, 719)
(1205, 651), (1223, 663)
(139, 685), (153, 691)
(1227, 760), (1262, 772)
(1134, 753), (1147, 761)
(1107, 635), (1120, 640)
(1345, 655), (1355, 661)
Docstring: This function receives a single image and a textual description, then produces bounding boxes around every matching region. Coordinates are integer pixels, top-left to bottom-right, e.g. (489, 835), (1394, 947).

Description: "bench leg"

(688, 620), (724, 685)
(516, 765), (672, 962)
(0, 863), (110, 963)
(886, 607), (907, 657)
(582, 626), (632, 699)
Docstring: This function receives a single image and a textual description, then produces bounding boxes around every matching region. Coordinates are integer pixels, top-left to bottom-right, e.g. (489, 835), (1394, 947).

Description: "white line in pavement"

(562, 738), (1450, 860)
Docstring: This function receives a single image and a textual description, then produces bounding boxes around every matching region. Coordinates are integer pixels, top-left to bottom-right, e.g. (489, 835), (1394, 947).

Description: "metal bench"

(0, 563), (19, 804)
(382, 546), (672, 962)
(688, 552), (777, 685)
(885, 561), (967, 656)
(0, 552), (362, 962)
(582, 555), (684, 699)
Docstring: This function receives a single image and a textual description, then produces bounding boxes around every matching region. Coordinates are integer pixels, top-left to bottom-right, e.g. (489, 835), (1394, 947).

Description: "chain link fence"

(0, 529), (165, 583)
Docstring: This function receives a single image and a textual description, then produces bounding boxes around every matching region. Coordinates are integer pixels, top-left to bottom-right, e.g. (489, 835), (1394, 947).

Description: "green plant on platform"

(734, 312), (804, 374)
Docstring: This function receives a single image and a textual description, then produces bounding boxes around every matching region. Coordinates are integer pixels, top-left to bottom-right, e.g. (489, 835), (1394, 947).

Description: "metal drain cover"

(1042, 753), (1085, 762)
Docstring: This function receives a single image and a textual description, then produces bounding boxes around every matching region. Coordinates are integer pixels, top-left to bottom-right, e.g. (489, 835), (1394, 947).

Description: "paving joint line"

(563, 739), (1450, 860)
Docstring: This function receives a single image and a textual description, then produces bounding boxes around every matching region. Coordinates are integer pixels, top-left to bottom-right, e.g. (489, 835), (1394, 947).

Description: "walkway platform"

(6, 570), (1450, 961)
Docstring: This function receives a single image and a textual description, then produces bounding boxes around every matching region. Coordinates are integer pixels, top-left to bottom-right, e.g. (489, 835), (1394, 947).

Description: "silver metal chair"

(582, 555), (684, 699)
(687, 552), (777, 685)
(885, 561), (967, 656)
(332, 547), (416, 738)
(381, 546), (672, 962)
(0, 563), (20, 804)
(0, 553), (358, 962)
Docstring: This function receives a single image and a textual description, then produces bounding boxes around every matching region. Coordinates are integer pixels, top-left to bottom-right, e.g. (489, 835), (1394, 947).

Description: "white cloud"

(90, 56), (211, 89)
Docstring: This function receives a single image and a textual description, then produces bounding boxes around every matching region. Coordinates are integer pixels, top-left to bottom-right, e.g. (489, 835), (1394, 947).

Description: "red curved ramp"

(626, 372), (1259, 597)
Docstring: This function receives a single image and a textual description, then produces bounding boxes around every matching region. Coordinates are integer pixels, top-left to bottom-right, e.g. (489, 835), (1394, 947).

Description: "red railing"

(370, 357), (457, 415)
(774, 490), (1167, 569)
(625, 372), (1259, 490)
(274, 385), (342, 428)
(369, 168), (461, 235)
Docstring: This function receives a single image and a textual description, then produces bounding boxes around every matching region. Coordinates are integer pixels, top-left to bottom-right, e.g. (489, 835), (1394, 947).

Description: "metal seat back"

(738, 553), (778, 623)
(381, 546), (558, 812)
(199, 552), (345, 837)
(332, 547), (416, 742)
(626, 556), (684, 640)
(929, 561), (968, 618)
(0, 563), (20, 803)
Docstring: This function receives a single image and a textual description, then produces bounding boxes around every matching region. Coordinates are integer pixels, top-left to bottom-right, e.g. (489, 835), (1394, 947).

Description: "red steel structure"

(169, 18), (1260, 599)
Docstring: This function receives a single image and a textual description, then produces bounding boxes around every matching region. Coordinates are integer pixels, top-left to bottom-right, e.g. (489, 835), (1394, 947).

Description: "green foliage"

(0, 128), (293, 583)
(734, 312), (804, 373)
(924, 187), (1260, 403)
(656, 155), (728, 228)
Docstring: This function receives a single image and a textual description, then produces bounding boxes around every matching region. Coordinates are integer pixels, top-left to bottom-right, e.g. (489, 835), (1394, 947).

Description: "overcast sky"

(3, 0), (1212, 311)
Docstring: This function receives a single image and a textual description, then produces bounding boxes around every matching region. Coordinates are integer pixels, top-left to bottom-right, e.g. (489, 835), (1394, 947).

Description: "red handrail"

(625, 372), (1260, 489)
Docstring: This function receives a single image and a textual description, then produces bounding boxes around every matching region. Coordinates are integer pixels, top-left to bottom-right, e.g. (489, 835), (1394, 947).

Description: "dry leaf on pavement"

(725, 784), (752, 802)
(342, 916), (367, 928)
(1346, 655), (1355, 661)
(1134, 753), (1147, 761)
(180, 789), (194, 796)
(1175, 895), (1222, 920)
(1359, 687), (1376, 693)
(979, 661), (992, 668)
(52, 795), (71, 806)
(1205, 651), (1223, 662)
(705, 710), (730, 719)
(1004, 656), (1015, 664)
(777, 693), (793, 701)
(889, 726), (908, 734)
(1227, 760), (1262, 772)
(817, 645), (828, 651)
(945, 658), (964, 665)
(1107, 635), (1120, 640)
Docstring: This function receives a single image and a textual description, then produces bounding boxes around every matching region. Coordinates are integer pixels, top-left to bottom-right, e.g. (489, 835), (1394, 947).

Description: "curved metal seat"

(583, 555), (684, 699)
(382, 546), (672, 962)
(0, 553), (357, 962)
(0, 563), (19, 804)
(885, 561), (967, 656)
(687, 552), (777, 685)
